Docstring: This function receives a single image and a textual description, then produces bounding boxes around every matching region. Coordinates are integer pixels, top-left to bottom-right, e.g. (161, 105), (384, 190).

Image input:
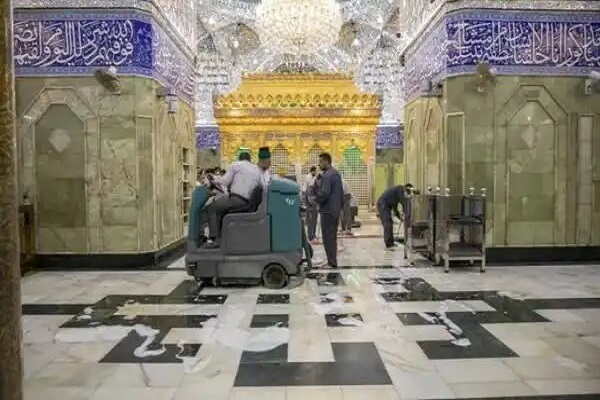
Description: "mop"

(394, 215), (405, 244)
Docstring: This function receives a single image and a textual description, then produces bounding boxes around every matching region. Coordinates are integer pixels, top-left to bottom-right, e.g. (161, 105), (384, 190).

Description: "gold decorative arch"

(214, 73), (381, 164)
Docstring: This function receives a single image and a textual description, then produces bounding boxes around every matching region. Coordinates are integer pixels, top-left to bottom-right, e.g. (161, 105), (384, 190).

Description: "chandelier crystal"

(255, 0), (342, 56)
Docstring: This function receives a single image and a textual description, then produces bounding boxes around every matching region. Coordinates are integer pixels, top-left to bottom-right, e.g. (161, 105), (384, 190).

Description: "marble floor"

(21, 234), (600, 400)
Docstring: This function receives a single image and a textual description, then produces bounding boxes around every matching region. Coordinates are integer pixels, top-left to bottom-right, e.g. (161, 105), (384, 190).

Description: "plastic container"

(267, 179), (302, 252)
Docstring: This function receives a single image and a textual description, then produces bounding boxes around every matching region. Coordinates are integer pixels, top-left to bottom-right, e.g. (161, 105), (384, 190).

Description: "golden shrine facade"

(214, 73), (381, 167)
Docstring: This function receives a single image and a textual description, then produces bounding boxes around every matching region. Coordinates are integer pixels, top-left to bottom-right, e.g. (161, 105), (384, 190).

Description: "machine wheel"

(195, 276), (215, 286)
(262, 264), (288, 289)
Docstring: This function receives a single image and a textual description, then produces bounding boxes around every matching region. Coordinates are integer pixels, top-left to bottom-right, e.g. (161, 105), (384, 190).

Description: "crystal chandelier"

(255, 0), (342, 56)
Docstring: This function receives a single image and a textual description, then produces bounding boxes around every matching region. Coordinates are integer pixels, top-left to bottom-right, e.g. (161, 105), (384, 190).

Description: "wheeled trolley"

(435, 189), (487, 273)
(403, 192), (435, 263)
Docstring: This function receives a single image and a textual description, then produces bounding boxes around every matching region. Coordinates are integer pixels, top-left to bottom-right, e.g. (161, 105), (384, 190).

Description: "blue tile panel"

(196, 125), (220, 149)
(376, 125), (404, 149)
(405, 10), (600, 101)
(13, 11), (195, 104)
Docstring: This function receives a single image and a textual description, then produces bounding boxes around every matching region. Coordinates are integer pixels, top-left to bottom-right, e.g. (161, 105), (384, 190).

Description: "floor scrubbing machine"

(185, 178), (310, 289)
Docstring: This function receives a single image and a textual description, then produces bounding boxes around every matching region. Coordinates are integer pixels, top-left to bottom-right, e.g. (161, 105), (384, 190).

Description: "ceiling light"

(255, 0), (342, 56)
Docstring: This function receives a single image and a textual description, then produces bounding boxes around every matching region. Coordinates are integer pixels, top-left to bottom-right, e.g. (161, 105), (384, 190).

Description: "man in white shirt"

(206, 152), (262, 245)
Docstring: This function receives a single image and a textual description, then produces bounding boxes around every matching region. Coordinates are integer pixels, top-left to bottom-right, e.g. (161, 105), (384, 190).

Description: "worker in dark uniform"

(376, 183), (413, 250)
(314, 152), (344, 268)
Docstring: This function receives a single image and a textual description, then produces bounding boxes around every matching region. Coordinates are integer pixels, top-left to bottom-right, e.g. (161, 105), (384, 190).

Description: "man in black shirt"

(314, 152), (344, 268)
(376, 183), (413, 250)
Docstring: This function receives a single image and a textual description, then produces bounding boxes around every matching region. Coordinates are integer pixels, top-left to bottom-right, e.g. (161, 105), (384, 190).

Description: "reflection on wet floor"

(306, 271), (346, 286)
(20, 259), (600, 399)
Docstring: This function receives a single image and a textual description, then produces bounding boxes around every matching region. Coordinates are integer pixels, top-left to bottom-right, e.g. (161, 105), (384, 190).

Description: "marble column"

(0, 0), (24, 399)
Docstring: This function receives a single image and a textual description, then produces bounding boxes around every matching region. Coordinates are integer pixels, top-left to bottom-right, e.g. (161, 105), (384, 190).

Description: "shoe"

(345, 230), (354, 236)
(313, 258), (328, 268)
(385, 245), (396, 251)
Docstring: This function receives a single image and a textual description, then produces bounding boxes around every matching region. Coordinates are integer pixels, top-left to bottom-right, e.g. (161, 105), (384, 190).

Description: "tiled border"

(196, 125), (220, 149)
(376, 124), (404, 149)
(13, 9), (195, 104)
(13, 0), (197, 53)
(196, 125), (404, 150)
(404, 9), (600, 101)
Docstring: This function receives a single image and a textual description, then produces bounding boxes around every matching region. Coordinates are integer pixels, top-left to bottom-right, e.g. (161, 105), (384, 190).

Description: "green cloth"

(258, 146), (271, 160)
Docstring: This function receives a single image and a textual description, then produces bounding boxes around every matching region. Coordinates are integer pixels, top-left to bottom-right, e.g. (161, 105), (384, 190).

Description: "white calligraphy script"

(14, 19), (141, 67)
(153, 27), (195, 99)
(447, 20), (600, 67)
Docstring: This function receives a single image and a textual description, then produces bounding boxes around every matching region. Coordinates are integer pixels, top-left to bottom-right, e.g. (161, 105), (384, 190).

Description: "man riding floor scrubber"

(185, 176), (312, 289)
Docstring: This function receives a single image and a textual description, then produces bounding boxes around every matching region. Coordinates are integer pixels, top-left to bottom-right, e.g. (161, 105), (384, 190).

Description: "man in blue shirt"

(314, 152), (344, 268)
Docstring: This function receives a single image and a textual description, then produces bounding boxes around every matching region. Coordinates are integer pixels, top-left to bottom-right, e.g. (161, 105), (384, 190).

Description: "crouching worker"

(205, 152), (262, 248)
(376, 183), (413, 250)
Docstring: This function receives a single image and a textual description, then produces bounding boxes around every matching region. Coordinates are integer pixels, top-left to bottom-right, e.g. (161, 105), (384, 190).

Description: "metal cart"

(404, 189), (437, 263)
(435, 188), (487, 273)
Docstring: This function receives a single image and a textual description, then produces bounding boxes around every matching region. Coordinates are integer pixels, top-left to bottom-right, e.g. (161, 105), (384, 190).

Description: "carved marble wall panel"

(16, 76), (195, 255)
(13, 10), (195, 104)
(136, 116), (154, 252)
(18, 86), (99, 253)
(154, 101), (196, 248)
(577, 116), (594, 245)
(35, 104), (87, 252)
(417, 74), (599, 248)
(505, 101), (557, 246)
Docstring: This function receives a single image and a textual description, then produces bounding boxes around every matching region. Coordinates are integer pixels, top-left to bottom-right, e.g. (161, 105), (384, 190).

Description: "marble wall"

(405, 75), (600, 248)
(16, 76), (196, 254)
(404, 96), (445, 192)
(12, 5), (197, 257)
(403, 4), (600, 250)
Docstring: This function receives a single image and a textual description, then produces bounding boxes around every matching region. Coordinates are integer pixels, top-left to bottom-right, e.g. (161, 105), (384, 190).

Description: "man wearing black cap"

(258, 146), (272, 186)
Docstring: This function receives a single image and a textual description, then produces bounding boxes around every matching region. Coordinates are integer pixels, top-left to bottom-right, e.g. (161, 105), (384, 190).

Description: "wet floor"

(21, 238), (600, 400)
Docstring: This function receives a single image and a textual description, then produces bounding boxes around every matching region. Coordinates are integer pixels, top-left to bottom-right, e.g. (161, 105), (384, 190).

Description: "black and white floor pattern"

(21, 240), (600, 400)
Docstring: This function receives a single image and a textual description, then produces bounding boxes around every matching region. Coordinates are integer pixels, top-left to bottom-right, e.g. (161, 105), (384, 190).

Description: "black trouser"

(340, 194), (352, 231)
(377, 202), (394, 248)
(207, 195), (248, 240)
(306, 204), (318, 241)
(320, 212), (340, 267)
